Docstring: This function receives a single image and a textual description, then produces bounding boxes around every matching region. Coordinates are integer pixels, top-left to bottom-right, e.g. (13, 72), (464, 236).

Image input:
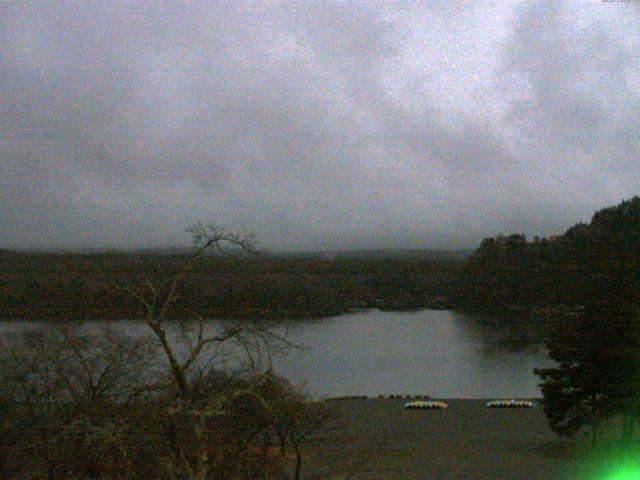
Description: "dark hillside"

(457, 196), (640, 309)
(0, 251), (461, 321)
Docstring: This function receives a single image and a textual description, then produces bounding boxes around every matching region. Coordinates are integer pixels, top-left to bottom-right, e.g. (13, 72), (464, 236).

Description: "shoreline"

(313, 398), (620, 480)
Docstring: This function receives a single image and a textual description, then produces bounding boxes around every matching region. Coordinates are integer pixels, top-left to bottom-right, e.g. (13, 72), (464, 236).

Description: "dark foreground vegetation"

(0, 324), (336, 480)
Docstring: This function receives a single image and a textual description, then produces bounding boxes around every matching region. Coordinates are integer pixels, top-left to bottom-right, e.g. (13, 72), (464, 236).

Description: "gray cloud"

(1, 1), (638, 251)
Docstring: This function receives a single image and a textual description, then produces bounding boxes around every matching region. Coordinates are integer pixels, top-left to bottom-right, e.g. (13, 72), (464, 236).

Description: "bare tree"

(0, 223), (334, 480)
(0, 325), (159, 479)
(116, 223), (294, 479)
(116, 223), (272, 393)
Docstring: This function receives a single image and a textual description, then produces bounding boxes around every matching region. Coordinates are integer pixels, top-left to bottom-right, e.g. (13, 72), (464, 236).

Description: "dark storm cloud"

(1, 1), (638, 251)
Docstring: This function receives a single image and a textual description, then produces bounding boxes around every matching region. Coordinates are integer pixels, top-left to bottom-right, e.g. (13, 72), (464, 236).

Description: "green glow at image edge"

(604, 464), (640, 480)
(564, 447), (640, 480)
(595, 456), (640, 480)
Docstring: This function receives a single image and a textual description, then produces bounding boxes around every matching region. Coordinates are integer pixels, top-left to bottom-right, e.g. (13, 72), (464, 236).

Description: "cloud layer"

(1, 1), (639, 251)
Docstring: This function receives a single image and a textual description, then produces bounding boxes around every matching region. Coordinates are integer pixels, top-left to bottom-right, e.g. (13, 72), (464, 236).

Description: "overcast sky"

(1, 1), (639, 252)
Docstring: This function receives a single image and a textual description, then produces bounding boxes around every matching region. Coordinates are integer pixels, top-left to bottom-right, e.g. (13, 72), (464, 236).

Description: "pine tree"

(535, 303), (640, 443)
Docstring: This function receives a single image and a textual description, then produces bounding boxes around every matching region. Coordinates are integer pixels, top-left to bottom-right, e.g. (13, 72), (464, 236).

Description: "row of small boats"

(324, 394), (430, 402)
(323, 396), (535, 409)
(405, 399), (535, 410)
(405, 401), (448, 409)
(485, 399), (534, 408)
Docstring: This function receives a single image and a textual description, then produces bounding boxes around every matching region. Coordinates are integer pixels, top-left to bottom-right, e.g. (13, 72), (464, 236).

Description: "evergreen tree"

(458, 196), (640, 308)
(535, 303), (640, 442)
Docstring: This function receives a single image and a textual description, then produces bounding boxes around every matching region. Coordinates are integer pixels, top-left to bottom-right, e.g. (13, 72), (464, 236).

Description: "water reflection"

(269, 309), (555, 398)
(0, 309), (556, 399)
(449, 310), (553, 354)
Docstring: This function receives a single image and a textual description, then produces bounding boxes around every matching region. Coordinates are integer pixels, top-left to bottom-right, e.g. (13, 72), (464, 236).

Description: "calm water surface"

(0, 309), (554, 399)
(271, 309), (553, 398)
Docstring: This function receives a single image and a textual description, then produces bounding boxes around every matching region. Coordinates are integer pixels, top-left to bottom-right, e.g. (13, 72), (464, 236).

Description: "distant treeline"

(0, 251), (462, 321)
(2, 197), (639, 322)
(457, 196), (640, 309)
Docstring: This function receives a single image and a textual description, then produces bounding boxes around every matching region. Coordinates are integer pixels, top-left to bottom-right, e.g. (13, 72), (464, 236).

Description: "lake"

(0, 308), (554, 399)
(272, 309), (554, 398)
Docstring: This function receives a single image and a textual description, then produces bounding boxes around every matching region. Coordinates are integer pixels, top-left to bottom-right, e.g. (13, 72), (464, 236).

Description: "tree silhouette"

(535, 303), (640, 443)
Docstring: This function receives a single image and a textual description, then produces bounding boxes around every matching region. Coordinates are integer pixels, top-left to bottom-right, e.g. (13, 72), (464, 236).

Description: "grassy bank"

(312, 398), (633, 480)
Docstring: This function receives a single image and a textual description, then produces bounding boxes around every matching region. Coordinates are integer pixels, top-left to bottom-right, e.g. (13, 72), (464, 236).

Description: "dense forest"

(457, 196), (640, 309)
(0, 250), (461, 321)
